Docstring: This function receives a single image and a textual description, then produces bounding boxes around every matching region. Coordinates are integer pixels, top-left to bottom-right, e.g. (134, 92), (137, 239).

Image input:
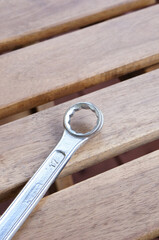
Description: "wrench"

(0, 102), (103, 239)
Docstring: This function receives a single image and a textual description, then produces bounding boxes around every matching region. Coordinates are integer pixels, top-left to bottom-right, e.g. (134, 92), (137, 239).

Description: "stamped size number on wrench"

(0, 102), (103, 240)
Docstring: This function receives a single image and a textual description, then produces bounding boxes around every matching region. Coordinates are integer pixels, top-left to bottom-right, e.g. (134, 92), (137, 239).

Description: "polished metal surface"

(0, 102), (103, 240)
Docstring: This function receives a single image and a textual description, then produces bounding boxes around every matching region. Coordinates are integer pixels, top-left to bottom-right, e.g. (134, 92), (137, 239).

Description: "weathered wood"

(0, 0), (155, 53)
(55, 175), (74, 191)
(0, 111), (31, 126)
(13, 150), (159, 240)
(37, 102), (55, 111)
(0, 69), (159, 201)
(145, 63), (159, 72)
(0, 5), (159, 119)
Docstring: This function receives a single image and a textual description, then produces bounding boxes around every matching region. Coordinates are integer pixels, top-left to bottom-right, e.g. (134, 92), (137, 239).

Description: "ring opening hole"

(70, 108), (97, 134)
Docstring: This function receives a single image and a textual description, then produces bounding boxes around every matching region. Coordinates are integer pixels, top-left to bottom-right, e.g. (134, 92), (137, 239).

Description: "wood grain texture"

(0, 110), (30, 126)
(37, 102), (55, 111)
(55, 175), (74, 191)
(13, 150), (159, 240)
(0, 69), (159, 201)
(145, 63), (159, 72)
(1, 5), (159, 119)
(0, 0), (155, 53)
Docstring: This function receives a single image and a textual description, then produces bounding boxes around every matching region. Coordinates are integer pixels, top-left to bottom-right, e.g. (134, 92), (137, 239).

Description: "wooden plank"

(13, 150), (159, 240)
(0, 69), (159, 201)
(37, 102), (54, 111)
(0, 5), (159, 119)
(55, 175), (74, 191)
(145, 63), (159, 72)
(0, 110), (31, 126)
(0, 0), (155, 53)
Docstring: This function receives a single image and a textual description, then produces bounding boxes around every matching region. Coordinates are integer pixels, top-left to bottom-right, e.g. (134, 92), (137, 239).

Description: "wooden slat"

(55, 175), (74, 191)
(0, 0), (155, 53)
(145, 63), (159, 72)
(13, 150), (159, 240)
(1, 5), (159, 119)
(0, 110), (30, 126)
(37, 102), (54, 111)
(0, 69), (159, 201)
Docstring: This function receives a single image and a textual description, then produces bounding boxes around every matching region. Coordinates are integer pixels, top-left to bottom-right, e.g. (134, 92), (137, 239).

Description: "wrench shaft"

(0, 131), (86, 240)
(0, 102), (103, 240)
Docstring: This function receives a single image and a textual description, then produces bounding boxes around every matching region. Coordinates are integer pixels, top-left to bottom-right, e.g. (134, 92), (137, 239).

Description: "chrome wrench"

(0, 102), (103, 239)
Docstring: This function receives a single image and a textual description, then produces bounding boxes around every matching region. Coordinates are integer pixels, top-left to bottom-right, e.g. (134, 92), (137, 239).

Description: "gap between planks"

(0, 69), (159, 201)
(0, 5), (159, 119)
(13, 150), (159, 240)
(0, 0), (155, 54)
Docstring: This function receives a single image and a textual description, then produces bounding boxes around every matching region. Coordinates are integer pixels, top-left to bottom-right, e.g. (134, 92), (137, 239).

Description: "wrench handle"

(0, 131), (86, 240)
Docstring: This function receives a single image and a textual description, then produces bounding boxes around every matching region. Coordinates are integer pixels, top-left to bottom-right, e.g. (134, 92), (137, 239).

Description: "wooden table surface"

(0, 0), (159, 239)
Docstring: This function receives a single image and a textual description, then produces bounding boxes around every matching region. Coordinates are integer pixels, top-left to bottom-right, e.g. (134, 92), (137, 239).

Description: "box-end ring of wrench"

(0, 102), (104, 240)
